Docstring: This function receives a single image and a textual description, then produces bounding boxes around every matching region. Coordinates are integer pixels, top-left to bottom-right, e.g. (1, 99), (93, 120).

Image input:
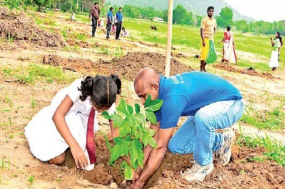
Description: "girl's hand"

(70, 144), (88, 169)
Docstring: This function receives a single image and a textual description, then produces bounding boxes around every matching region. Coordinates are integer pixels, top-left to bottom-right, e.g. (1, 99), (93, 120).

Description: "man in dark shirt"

(115, 7), (123, 40)
(89, 3), (100, 37)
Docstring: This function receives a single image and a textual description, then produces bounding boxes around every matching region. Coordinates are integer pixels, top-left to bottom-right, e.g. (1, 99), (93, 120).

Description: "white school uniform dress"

(25, 79), (115, 170)
(269, 39), (281, 68)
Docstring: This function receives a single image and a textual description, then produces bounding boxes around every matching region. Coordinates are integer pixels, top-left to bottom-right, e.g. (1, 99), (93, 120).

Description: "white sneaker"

(215, 130), (236, 166)
(180, 162), (214, 182)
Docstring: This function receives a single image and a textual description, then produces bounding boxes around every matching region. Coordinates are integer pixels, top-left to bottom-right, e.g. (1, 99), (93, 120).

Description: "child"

(71, 13), (75, 22)
(112, 24), (116, 35)
(101, 16), (105, 28)
(269, 32), (283, 71)
(121, 27), (130, 37)
(25, 74), (121, 170)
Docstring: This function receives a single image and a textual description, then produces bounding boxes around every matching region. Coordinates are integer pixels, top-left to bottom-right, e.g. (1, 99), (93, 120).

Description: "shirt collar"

(158, 75), (165, 100)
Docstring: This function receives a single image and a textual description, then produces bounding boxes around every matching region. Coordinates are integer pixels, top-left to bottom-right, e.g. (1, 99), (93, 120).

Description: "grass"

(237, 125), (285, 166)
(1, 63), (75, 84)
(240, 103), (285, 131)
(28, 175), (34, 185)
(122, 18), (284, 71)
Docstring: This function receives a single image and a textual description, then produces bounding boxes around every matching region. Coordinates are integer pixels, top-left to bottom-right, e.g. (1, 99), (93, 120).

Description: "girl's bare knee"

(48, 152), (66, 165)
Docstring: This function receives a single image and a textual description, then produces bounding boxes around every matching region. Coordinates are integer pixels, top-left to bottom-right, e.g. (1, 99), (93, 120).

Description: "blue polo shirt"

(116, 11), (123, 21)
(155, 72), (242, 129)
(107, 11), (113, 23)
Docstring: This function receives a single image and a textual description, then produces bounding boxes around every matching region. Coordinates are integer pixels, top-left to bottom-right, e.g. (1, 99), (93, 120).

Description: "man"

(106, 7), (114, 39)
(121, 27), (129, 37)
(89, 3), (100, 37)
(200, 6), (217, 72)
(130, 68), (244, 188)
(115, 7), (123, 40)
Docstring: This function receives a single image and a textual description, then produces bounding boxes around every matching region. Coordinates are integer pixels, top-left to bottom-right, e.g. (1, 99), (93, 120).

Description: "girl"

(219, 26), (237, 63)
(269, 32), (283, 71)
(25, 74), (121, 170)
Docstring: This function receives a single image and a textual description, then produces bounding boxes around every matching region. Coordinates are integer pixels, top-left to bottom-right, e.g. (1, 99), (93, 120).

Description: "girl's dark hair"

(227, 26), (231, 31)
(276, 32), (283, 46)
(79, 74), (121, 108)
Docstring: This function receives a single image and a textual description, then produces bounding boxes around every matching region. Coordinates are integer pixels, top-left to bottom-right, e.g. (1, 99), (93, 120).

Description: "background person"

(269, 32), (283, 71)
(89, 3), (100, 37)
(115, 7), (123, 40)
(219, 26), (237, 63)
(106, 7), (114, 39)
(200, 6), (217, 72)
(121, 27), (129, 37)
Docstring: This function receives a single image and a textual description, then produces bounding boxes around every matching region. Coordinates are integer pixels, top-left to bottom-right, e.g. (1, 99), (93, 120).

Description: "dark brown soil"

(80, 134), (285, 189)
(0, 6), (65, 47)
(42, 52), (193, 80)
(214, 63), (277, 79)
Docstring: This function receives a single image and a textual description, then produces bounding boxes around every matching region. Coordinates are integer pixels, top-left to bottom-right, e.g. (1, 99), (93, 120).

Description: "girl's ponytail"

(79, 76), (94, 101)
(110, 74), (121, 94)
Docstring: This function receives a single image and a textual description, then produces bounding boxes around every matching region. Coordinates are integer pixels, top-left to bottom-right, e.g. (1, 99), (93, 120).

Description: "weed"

(237, 125), (285, 166)
(28, 175), (34, 185)
(31, 98), (37, 109)
(75, 33), (87, 41)
(101, 47), (110, 55)
(4, 90), (13, 107)
(1, 158), (4, 169)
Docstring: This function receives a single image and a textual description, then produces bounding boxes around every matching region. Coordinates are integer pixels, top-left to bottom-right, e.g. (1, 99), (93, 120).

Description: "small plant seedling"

(28, 175), (34, 185)
(31, 98), (37, 109)
(102, 95), (163, 180)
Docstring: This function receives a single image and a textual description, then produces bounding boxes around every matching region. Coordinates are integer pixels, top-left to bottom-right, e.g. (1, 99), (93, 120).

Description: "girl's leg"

(48, 151), (67, 165)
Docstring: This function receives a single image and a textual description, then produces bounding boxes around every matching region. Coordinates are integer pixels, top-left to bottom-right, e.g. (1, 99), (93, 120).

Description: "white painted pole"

(165, 0), (174, 77)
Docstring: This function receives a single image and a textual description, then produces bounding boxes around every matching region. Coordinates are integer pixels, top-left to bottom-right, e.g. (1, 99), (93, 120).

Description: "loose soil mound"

(42, 52), (193, 80)
(214, 63), (277, 79)
(80, 134), (285, 189)
(0, 6), (65, 47)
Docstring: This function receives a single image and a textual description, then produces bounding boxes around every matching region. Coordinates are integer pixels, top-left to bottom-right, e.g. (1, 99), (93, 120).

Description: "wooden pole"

(165, 0), (174, 77)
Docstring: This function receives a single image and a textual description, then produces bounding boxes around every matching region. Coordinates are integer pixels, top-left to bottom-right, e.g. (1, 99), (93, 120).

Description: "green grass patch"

(240, 104), (285, 131)
(237, 126), (285, 166)
(1, 64), (75, 84)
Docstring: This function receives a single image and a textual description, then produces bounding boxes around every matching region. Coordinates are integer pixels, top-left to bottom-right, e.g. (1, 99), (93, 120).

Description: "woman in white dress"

(269, 32), (283, 71)
(25, 74), (121, 170)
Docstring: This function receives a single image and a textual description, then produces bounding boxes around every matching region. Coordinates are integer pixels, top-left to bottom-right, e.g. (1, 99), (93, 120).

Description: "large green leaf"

(145, 110), (157, 124)
(119, 118), (131, 137)
(127, 104), (134, 115)
(113, 114), (123, 127)
(135, 103), (140, 114)
(101, 111), (111, 120)
(144, 94), (152, 108)
(116, 99), (129, 116)
(113, 137), (124, 144)
(110, 142), (129, 165)
(129, 140), (139, 170)
(124, 164), (133, 180)
(147, 99), (163, 112)
(142, 130), (157, 148)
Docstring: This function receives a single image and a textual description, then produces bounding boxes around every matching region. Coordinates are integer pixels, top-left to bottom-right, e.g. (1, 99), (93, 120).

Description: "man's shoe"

(181, 162), (214, 182)
(214, 130), (236, 166)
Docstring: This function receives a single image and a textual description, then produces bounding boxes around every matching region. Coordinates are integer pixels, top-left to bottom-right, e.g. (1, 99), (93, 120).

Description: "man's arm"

(130, 127), (175, 189)
(89, 9), (93, 20)
(200, 28), (205, 47)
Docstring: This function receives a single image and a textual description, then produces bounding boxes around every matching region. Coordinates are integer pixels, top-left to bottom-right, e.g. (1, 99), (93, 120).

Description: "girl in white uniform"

(25, 74), (121, 170)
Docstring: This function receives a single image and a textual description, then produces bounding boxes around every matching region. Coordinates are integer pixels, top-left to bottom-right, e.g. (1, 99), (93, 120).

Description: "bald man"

(131, 68), (244, 188)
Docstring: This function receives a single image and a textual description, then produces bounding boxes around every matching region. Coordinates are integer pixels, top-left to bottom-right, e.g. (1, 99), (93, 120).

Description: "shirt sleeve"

(160, 96), (188, 129)
(201, 18), (206, 29)
(66, 79), (82, 103)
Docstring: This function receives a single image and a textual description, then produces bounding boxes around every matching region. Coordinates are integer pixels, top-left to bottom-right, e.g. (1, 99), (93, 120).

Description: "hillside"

(105, 0), (253, 21)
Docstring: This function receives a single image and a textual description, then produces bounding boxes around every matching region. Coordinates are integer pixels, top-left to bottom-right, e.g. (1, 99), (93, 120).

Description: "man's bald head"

(134, 68), (160, 104)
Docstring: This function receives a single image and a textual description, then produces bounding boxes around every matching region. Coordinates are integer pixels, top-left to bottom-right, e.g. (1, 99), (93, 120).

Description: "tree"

(173, 5), (187, 24)
(218, 7), (233, 28)
(33, 0), (52, 10)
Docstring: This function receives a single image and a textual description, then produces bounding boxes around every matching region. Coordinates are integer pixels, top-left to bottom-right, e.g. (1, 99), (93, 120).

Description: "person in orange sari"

(220, 26), (237, 63)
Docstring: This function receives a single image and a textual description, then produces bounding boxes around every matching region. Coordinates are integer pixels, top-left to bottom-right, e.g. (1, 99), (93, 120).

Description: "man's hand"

(127, 180), (144, 189)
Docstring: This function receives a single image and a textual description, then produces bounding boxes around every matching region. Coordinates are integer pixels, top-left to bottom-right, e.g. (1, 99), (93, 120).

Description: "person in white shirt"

(121, 27), (130, 37)
(25, 74), (121, 170)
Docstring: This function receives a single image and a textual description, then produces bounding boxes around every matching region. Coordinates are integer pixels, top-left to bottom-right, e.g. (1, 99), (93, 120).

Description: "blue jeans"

(168, 100), (244, 166)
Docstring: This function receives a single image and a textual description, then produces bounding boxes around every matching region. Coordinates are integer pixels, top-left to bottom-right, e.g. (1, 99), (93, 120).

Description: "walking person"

(106, 7), (114, 39)
(269, 32), (283, 71)
(89, 3), (100, 37)
(200, 6), (217, 72)
(115, 7), (123, 40)
(219, 26), (237, 63)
